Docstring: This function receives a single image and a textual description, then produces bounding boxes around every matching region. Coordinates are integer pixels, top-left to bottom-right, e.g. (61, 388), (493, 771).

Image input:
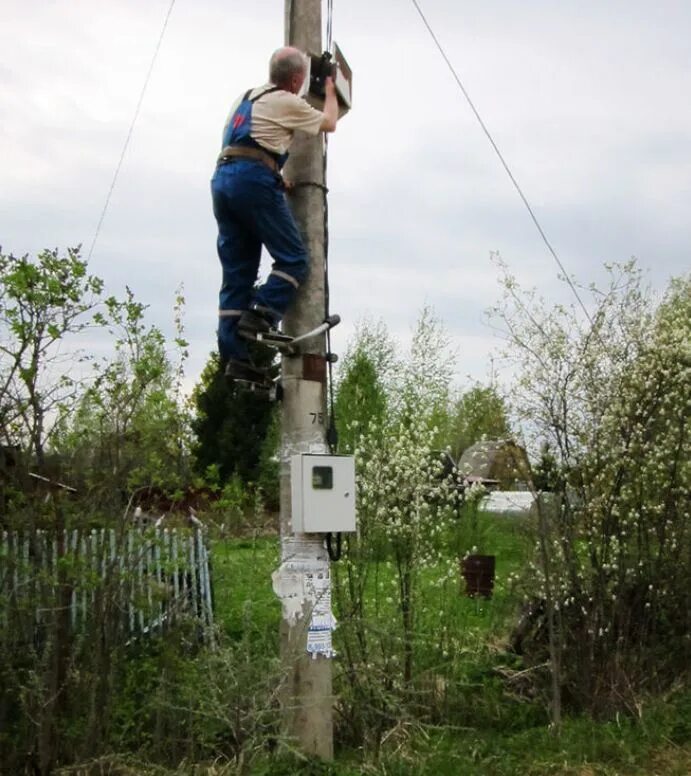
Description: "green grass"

(210, 512), (532, 635)
(211, 533), (281, 642)
(202, 518), (690, 775)
(239, 690), (690, 775)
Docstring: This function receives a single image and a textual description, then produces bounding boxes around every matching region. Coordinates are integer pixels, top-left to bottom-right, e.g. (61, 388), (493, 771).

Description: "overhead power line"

(88, 0), (177, 262)
(410, 0), (592, 324)
(326, 0), (334, 50)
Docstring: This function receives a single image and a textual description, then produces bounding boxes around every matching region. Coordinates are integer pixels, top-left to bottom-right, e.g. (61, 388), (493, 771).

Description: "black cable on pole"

(326, 0), (334, 51)
(323, 130), (339, 453)
(88, 0), (177, 262)
(326, 531), (342, 561)
(410, 0), (592, 325)
(323, 0), (338, 453)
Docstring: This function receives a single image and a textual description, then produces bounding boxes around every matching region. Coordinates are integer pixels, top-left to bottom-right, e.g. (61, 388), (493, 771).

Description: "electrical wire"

(323, 135), (339, 452)
(323, 0), (338, 452)
(87, 0), (177, 262)
(410, 0), (592, 325)
(326, 0), (334, 51)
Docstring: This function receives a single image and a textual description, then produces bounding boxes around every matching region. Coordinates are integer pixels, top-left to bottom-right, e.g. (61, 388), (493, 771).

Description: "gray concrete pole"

(272, 0), (333, 759)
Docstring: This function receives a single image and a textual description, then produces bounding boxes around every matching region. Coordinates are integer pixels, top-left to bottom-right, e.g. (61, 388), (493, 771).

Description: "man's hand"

(319, 76), (338, 133)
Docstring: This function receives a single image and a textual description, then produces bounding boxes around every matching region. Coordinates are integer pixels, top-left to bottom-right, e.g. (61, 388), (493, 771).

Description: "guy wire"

(88, 0), (177, 262)
(410, 0), (592, 325)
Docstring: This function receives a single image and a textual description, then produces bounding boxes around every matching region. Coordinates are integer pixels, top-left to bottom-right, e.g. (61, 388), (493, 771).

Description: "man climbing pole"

(212, 46), (339, 385)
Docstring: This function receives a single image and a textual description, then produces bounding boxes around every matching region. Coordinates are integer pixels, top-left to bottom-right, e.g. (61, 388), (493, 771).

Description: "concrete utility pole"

(273, 0), (333, 759)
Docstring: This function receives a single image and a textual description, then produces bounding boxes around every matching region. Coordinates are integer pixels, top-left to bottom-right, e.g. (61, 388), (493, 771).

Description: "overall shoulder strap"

(250, 85), (281, 103)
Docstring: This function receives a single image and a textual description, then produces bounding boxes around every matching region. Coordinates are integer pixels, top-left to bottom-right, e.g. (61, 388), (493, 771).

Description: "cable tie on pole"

(290, 180), (329, 193)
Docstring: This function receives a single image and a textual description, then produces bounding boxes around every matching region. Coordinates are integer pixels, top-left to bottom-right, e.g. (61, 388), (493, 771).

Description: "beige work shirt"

(222, 84), (323, 156)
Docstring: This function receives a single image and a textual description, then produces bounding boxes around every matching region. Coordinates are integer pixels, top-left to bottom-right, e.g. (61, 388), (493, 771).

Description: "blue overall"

(211, 87), (309, 364)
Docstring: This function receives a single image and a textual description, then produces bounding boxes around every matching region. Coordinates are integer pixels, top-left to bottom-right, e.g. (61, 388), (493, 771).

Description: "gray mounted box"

(301, 42), (352, 118)
(291, 454), (356, 533)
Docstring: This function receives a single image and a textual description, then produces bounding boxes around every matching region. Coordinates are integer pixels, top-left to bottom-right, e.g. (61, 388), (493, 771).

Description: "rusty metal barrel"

(461, 554), (496, 598)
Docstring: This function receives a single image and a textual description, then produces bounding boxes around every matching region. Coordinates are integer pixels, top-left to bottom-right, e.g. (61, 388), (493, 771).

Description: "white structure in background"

(480, 490), (536, 517)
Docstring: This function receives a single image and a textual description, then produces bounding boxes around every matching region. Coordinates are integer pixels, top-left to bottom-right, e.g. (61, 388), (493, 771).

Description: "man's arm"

(319, 77), (338, 133)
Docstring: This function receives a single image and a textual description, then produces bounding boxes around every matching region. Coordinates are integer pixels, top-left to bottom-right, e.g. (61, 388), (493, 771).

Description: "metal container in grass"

(461, 554), (495, 598)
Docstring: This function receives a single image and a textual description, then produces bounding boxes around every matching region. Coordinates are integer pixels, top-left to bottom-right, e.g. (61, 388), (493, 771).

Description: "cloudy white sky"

(1, 0), (689, 392)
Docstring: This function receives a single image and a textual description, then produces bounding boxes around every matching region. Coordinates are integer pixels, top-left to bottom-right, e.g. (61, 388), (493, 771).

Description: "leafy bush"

(494, 261), (691, 715)
(333, 310), (463, 748)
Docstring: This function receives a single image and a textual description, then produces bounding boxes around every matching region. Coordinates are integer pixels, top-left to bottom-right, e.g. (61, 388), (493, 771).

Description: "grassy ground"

(211, 511), (533, 638)
(212, 532), (280, 646)
(207, 517), (690, 775)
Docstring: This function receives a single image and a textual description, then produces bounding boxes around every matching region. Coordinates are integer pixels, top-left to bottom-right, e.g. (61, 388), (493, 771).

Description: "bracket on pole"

(302, 353), (327, 383)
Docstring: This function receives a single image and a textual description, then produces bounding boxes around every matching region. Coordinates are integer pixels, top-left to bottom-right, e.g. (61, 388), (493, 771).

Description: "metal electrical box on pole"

(290, 454), (356, 533)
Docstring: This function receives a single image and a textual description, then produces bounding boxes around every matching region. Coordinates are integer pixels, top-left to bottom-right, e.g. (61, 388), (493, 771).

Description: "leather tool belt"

(217, 145), (279, 173)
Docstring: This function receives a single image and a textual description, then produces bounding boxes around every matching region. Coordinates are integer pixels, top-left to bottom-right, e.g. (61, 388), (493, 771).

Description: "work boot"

(238, 309), (277, 340)
(224, 358), (269, 384)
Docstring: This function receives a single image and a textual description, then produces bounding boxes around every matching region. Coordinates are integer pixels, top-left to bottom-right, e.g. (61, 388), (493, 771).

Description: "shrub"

(494, 261), (691, 715)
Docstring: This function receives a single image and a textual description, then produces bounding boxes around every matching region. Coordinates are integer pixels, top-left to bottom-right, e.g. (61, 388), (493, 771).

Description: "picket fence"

(0, 526), (214, 643)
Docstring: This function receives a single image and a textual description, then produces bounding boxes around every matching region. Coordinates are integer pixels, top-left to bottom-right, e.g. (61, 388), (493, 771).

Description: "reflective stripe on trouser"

(211, 160), (308, 362)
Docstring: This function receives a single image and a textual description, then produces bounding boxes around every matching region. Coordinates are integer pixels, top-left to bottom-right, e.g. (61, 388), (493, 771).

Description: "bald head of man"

(269, 46), (308, 93)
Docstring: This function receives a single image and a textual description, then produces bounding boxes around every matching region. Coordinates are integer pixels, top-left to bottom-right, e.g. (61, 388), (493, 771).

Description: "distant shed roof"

(458, 439), (531, 487)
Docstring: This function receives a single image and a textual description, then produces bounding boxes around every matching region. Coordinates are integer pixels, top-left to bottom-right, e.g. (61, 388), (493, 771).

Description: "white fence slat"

(154, 529), (163, 629)
(127, 532), (135, 634)
(170, 530), (179, 622)
(187, 534), (197, 619)
(79, 533), (87, 623)
(70, 530), (79, 628)
(197, 531), (214, 631)
(90, 529), (98, 610)
(137, 533), (145, 633)
(178, 530), (188, 610)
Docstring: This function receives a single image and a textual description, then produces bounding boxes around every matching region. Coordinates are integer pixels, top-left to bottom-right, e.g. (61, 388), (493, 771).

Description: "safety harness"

(217, 86), (289, 173)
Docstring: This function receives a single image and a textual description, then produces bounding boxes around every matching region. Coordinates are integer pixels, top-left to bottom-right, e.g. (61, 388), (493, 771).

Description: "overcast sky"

(1, 0), (689, 392)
